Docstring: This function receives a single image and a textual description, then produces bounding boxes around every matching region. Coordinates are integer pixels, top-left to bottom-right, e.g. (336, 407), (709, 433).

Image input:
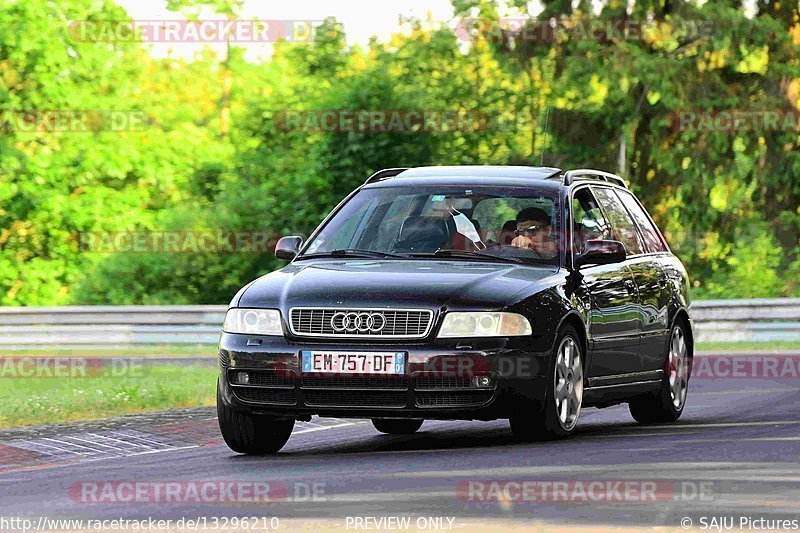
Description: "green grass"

(0, 365), (218, 428)
(696, 341), (800, 352)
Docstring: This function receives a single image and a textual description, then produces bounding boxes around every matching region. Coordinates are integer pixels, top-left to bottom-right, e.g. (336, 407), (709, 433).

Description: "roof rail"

(364, 168), (409, 185)
(563, 169), (627, 188)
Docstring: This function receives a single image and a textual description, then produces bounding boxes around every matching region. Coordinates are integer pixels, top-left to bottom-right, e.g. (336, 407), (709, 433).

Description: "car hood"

(236, 259), (559, 311)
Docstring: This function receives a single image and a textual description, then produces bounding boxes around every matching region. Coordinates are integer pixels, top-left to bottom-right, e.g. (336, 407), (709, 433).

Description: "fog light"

(235, 371), (250, 385)
(472, 375), (492, 388)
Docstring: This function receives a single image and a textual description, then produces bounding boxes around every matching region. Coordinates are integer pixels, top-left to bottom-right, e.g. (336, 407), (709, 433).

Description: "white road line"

(104, 430), (163, 450)
(84, 432), (153, 450)
(60, 435), (129, 454)
(109, 430), (183, 448)
(29, 439), (96, 456)
(298, 421), (326, 428)
(587, 420), (800, 437)
(8, 440), (75, 455)
(693, 388), (799, 396)
(41, 438), (107, 456)
(293, 422), (360, 434)
(394, 462), (800, 478)
(0, 417), (364, 471)
(668, 436), (800, 444)
(613, 448), (671, 452)
(671, 420), (800, 428)
(589, 430), (706, 438)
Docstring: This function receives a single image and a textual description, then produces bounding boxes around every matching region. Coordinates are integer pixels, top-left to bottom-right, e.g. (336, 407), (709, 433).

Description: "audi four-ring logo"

(330, 312), (386, 333)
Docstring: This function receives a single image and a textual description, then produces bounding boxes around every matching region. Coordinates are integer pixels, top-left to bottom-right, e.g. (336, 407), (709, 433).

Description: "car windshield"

(299, 185), (561, 266)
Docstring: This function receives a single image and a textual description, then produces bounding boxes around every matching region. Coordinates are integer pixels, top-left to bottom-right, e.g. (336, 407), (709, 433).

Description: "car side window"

(614, 190), (668, 253)
(592, 187), (645, 256)
(571, 188), (614, 255)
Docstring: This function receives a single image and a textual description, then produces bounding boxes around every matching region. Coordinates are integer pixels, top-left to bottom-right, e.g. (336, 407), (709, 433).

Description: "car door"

(613, 189), (672, 372)
(571, 187), (641, 382)
(592, 186), (668, 378)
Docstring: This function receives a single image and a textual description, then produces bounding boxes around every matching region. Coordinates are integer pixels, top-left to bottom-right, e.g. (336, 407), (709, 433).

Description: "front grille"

(230, 370), (294, 388)
(303, 389), (407, 408)
(302, 375), (406, 389)
(415, 391), (494, 407)
(289, 308), (433, 338)
(414, 375), (473, 390)
(218, 351), (230, 369)
(229, 369), (297, 405)
(233, 387), (297, 405)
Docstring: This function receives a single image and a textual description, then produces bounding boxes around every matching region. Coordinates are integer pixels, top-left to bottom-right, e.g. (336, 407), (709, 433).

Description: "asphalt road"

(1, 359), (798, 531)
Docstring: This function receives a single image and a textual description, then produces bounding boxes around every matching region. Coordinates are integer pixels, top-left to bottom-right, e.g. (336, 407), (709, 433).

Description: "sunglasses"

(514, 224), (550, 237)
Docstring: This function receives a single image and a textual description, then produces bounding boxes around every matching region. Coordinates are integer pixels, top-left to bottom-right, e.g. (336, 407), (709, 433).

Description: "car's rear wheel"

(217, 381), (295, 454)
(510, 324), (584, 440)
(629, 318), (691, 424)
(371, 418), (424, 434)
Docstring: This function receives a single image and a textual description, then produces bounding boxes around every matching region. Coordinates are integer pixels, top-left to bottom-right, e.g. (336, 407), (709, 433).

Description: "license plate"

(301, 351), (405, 375)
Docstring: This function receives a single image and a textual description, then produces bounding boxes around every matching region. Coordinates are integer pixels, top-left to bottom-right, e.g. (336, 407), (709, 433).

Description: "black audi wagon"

(217, 166), (693, 454)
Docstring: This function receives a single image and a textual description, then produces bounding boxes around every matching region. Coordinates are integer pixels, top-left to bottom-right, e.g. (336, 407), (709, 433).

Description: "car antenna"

(540, 107), (550, 166)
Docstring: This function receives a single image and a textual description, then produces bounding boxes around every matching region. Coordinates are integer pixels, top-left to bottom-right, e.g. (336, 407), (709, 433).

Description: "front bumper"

(217, 333), (551, 421)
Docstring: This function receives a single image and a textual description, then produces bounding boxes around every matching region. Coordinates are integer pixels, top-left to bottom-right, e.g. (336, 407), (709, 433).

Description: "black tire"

(371, 418), (424, 434)
(217, 381), (295, 454)
(509, 324), (584, 441)
(629, 318), (691, 424)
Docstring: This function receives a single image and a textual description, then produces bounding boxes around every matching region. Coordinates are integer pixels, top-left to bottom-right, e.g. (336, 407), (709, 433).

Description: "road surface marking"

(294, 422), (363, 434)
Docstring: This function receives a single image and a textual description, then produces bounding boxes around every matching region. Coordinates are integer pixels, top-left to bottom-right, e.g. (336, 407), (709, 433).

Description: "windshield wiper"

(408, 250), (524, 264)
(297, 248), (408, 260)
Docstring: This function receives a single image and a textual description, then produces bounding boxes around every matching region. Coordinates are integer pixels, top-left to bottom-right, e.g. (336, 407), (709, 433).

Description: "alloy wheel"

(668, 326), (689, 410)
(554, 336), (583, 431)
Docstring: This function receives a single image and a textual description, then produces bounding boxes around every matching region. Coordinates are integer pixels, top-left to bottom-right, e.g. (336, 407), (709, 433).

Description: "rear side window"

(571, 188), (614, 255)
(592, 187), (645, 256)
(615, 190), (668, 253)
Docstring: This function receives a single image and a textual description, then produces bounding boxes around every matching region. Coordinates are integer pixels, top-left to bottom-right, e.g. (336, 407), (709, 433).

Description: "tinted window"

(592, 186), (645, 256)
(614, 190), (668, 253)
(571, 188), (614, 255)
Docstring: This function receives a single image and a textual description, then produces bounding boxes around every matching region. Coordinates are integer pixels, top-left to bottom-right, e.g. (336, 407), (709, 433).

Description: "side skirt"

(583, 378), (662, 408)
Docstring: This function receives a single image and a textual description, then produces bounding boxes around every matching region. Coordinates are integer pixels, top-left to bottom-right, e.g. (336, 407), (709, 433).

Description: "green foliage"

(1, 0), (799, 304)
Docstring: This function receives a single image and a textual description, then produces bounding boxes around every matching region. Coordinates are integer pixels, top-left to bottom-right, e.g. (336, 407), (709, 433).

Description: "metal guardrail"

(690, 298), (800, 343)
(0, 305), (226, 347)
(0, 300), (798, 348)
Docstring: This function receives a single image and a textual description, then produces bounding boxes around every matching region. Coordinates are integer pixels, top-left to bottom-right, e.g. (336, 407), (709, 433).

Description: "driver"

(511, 207), (556, 257)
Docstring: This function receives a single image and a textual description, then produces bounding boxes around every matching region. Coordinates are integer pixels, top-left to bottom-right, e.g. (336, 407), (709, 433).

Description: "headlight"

(223, 308), (283, 335)
(437, 312), (532, 338)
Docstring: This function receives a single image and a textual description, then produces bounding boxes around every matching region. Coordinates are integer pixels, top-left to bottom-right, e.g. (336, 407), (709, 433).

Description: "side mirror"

(575, 239), (626, 269)
(275, 236), (303, 260)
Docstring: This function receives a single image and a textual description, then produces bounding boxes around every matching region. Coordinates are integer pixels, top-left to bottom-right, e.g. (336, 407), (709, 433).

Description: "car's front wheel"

(629, 318), (691, 424)
(371, 418), (424, 434)
(510, 324), (584, 440)
(217, 381), (295, 454)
